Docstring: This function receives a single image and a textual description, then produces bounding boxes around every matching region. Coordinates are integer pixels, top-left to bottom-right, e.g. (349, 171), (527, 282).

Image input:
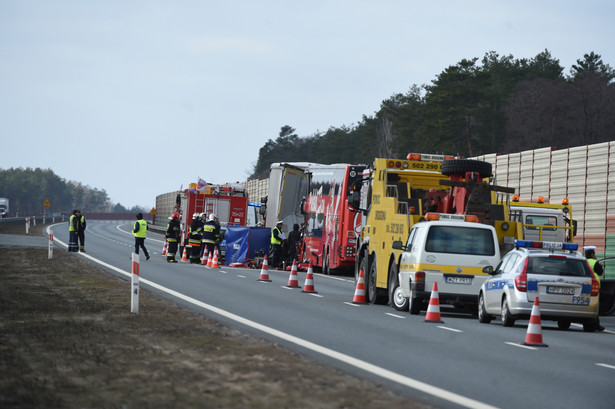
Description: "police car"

(478, 240), (601, 332)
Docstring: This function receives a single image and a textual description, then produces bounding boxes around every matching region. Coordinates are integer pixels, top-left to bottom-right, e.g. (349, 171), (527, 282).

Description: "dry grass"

(0, 234), (431, 409)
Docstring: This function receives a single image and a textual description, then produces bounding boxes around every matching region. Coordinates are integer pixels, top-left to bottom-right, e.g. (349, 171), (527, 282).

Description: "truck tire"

(367, 257), (388, 305)
(441, 159), (492, 178)
(322, 247), (330, 275)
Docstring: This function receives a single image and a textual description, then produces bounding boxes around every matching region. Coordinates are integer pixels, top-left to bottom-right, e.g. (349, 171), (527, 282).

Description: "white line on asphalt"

(47, 224), (499, 409)
(237, 275), (246, 278)
(343, 302), (360, 307)
(307, 293), (324, 298)
(385, 312), (406, 319)
(596, 363), (615, 370)
(505, 342), (537, 350)
(437, 326), (463, 333)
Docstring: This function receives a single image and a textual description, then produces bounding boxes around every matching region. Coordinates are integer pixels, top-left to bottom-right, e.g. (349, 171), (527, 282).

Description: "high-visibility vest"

(133, 219), (147, 238)
(69, 215), (77, 232)
(588, 258), (601, 286)
(271, 226), (282, 245)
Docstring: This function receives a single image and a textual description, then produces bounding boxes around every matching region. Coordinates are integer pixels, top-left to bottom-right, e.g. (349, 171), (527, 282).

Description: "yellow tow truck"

(349, 154), (524, 306)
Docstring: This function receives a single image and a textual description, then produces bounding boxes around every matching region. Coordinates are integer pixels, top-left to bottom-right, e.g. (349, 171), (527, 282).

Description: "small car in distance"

(478, 240), (600, 332)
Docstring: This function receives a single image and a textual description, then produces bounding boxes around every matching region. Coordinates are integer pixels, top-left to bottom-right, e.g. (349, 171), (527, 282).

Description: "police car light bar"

(514, 240), (578, 251)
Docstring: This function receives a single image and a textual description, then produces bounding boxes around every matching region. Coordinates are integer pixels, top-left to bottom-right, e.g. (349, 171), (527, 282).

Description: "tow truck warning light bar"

(514, 240), (578, 251)
(406, 153), (457, 162)
(424, 213), (479, 223)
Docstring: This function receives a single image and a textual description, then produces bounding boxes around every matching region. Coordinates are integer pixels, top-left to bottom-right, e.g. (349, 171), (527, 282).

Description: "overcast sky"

(1, 1), (613, 210)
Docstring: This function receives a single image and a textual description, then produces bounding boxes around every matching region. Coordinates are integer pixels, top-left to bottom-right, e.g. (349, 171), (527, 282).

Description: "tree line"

(250, 50), (615, 179)
(0, 167), (144, 216)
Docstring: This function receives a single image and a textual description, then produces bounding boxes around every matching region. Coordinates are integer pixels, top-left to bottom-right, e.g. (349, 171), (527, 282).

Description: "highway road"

(48, 221), (615, 409)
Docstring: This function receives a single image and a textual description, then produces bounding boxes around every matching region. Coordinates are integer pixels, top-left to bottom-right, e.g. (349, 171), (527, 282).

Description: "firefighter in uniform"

(188, 213), (203, 264)
(68, 209), (79, 252)
(165, 212), (181, 263)
(201, 213), (220, 263)
(585, 246), (605, 331)
(133, 212), (150, 260)
(77, 210), (86, 252)
(270, 220), (285, 269)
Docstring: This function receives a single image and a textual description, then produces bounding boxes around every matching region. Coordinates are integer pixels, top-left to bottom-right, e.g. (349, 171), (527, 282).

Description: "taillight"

(414, 272), (425, 292)
(591, 275), (601, 296)
(514, 258), (529, 292)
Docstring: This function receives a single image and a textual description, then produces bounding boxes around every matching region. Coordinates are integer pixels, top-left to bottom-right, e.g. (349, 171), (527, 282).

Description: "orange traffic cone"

(522, 297), (548, 347)
(285, 260), (301, 288)
(201, 251), (207, 265)
(424, 282), (443, 323)
(162, 241), (167, 256)
(181, 246), (189, 262)
(258, 254), (272, 282)
(352, 268), (367, 304)
(206, 251), (213, 267)
(301, 263), (318, 293)
(211, 251), (220, 269)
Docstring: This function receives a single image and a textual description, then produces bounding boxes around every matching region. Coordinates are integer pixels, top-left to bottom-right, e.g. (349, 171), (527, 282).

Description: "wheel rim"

(393, 286), (406, 308)
(368, 263), (377, 303)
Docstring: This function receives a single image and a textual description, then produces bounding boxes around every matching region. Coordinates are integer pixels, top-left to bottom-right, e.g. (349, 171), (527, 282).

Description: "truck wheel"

(322, 247), (330, 275)
(441, 159), (492, 178)
(557, 320), (571, 330)
(408, 290), (421, 315)
(478, 292), (492, 323)
(367, 258), (388, 304)
(388, 263), (408, 311)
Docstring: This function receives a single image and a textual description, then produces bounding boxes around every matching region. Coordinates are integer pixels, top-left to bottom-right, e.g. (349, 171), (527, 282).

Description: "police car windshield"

(527, 256), (591, 277)
(425, 226), (495, 256)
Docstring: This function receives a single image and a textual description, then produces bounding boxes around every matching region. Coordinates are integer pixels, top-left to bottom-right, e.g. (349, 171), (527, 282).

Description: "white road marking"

(47, 224), (500, 409)
(437, 326), (463, 333)
(505, 342), (537, 350)
(343, 302), (360, 307)
(385, 312), (406, 319)
(596, 363), (615, 370)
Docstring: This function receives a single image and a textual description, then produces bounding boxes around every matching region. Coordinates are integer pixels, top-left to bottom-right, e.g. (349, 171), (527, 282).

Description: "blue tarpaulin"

(224, 226), (270, 266)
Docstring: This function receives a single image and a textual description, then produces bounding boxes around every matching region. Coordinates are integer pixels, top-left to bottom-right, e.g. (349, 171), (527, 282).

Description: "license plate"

(445, 276), (473, 285)
(547, 286), (574, 295)
(542, 241), (563, 249)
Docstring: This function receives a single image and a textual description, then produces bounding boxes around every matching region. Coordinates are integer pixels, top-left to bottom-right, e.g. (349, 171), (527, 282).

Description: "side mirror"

(482, 266), (495, 275)
(348, 191), (361, 210)
(258, 205), (266, 216)
(392, 240), (406, 251)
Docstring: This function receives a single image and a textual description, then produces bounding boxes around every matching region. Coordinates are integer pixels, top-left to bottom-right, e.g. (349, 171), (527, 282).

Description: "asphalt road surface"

(47, 221), (615, 409)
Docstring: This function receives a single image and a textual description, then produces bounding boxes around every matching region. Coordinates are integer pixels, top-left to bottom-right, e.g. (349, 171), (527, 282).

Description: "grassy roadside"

(0, 226), (431, 408)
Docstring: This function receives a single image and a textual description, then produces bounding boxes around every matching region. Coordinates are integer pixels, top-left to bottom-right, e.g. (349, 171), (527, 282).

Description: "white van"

(393, 215), (501, 314)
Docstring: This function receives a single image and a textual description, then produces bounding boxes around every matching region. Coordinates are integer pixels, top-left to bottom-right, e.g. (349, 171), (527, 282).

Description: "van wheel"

(388, 263), (408, 311)
(478, 292), (492, 323)
(557, 320), (571, 330)
(408, 290), (421, 315)
(501, 297), (515, 327)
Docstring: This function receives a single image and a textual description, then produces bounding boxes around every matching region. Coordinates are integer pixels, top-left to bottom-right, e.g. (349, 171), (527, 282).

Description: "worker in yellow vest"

(584, 246), (605, 331)
(133, 212), (150, 260)
(68, 209), (79, 252)
(270, 220), (286, 269)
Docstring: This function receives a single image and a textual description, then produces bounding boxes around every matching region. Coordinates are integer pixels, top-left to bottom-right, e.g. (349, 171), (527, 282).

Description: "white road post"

(48, 233), (54, 259)
(131, 253), (140, 314)
(25, 218), (30, 234)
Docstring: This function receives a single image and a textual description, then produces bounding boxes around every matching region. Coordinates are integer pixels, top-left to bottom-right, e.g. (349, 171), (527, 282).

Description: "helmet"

(193, 212), (200, 219)
(172, 212), (180, 220)
(209, 213), (216, 221)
